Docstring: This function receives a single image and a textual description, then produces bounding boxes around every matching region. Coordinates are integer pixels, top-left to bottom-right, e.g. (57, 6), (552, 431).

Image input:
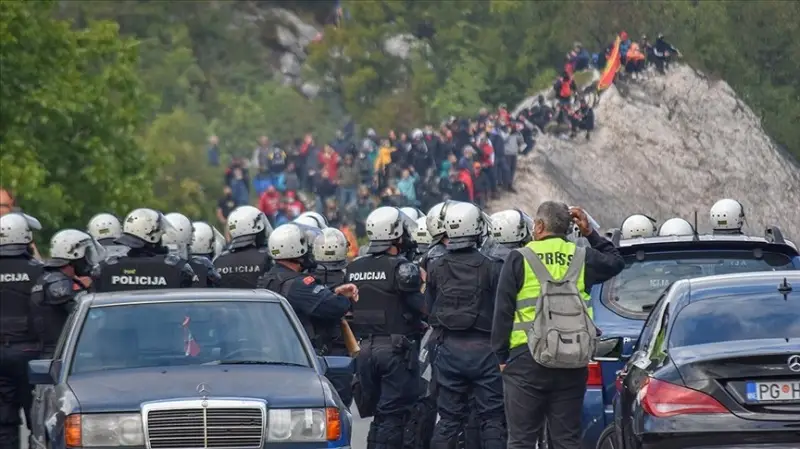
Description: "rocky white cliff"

(492, 65), (800, 239)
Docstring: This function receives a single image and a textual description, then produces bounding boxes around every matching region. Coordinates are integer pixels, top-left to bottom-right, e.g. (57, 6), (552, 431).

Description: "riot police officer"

(259, 224), (357, 353)
(190, 221), (226, 260)
(294, 211), (329, 229)
(31, 229), (104, 357)
(93, 208), (194, 292)
(421, 201), (457, 271)
(427, 202), (506, 449)
(347, 207), (427, 449)
(214, 206), (272, 288)
(482, 209), (533, 261)
(413, 217), (432, 261)
(310, 227), (355, 406)
(0, 212), (44, 448)
(86, 212), (129, 258)
(164, 213), (220, 287)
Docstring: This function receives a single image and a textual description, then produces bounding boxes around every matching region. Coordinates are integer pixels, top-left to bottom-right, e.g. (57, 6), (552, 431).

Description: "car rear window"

(70, 301), (311, 374)
(669, 292), (800, 347)
(604, 251), (793, 315)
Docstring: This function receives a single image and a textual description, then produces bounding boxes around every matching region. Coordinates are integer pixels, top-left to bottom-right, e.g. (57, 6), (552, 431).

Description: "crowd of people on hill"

(210, 107), (539, 244)
(534, 31), (681, 141)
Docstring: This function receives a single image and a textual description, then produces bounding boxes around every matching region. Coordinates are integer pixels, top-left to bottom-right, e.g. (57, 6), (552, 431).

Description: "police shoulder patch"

(303, 276), (315, 285)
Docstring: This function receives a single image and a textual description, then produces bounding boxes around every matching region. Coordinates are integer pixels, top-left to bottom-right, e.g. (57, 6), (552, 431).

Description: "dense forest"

(2, 0), (798, 242)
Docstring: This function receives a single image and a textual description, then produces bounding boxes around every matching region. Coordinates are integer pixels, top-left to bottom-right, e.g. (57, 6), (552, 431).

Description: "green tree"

(0, 0), (156, 240)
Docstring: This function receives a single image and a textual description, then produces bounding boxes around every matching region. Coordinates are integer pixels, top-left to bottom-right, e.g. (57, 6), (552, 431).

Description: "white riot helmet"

(46, 229), (106, 274)
(163, 213), (193, 258)
(413, 217), (432, 252)
(87, 213), (122, 242)
(190, 221), (225, 258)
(426, 201), (455, 245)
(294, 211), (329, 229)
(490, 209), (533, 245)
(411, 128), (424, 140)
(710, 199), (745, 232)
(116, 208), (173, 248)
(444, 202), (490, 250)
(658, 218), (695, 237)
(313, 228), (349, 270)
(365, 206), (416, 254)
(620, 214), (658, 239)
(268, 223), (311, 260)
(227, 205), (272, 249)
(0, 212), (41, 256)
(400, 207), (425, 221)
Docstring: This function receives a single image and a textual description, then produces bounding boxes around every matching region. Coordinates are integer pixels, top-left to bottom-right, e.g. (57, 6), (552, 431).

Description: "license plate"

(746, 380), (800, 402)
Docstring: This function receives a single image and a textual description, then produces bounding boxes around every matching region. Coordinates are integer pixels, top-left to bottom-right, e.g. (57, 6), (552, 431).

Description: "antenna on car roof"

(764, 226), (786, 245)
(692, 210), (699, 241)
(778, 277), (792, 301)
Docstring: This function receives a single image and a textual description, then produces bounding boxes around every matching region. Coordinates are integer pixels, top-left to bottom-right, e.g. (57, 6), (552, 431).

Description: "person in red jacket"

(456, 161), (475, 202)
(258, 185), (281, 225)
(284, 190), (305, 219)
(318, 144), (340, 181)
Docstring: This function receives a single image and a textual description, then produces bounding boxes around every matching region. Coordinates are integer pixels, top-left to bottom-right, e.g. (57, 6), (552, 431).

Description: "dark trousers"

(325, 345), (353, 407)
(356, 337), (420, 449)
(505, 155), (517, 189)
(503, 351), (588, 449)
(0, 343), (39, 449)
(431, 334), (505, 449)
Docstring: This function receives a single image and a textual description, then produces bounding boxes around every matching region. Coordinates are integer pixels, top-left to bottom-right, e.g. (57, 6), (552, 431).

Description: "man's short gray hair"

(535, 201), (572, 235)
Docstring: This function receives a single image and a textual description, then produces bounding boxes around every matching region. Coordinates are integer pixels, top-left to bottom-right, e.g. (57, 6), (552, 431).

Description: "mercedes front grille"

(142, 399), (265, 449)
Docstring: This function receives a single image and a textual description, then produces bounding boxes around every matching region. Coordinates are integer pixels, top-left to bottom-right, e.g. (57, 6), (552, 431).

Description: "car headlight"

(268, 407), (341, 442)
(65, 413), (144, 447)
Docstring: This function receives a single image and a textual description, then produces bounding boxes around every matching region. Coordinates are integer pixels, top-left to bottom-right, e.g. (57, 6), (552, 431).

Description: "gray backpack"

(517, 246), (598, 369)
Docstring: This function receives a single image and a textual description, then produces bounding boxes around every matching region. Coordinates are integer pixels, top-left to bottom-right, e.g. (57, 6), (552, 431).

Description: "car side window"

(52, 308), (79, 361)
(635, 292), (668, 353)
(648, 304), (671, 366)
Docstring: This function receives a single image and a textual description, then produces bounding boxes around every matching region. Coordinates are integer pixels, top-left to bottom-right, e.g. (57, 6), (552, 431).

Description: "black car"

(598, 271), (800, 449)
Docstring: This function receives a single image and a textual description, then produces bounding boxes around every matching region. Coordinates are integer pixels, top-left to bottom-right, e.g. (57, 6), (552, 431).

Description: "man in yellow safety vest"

(491, 201), (624, 449)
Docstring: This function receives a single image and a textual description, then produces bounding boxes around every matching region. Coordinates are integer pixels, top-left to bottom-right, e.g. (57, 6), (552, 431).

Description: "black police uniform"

(93, 247), (194, 292)
(0, 254), (44, 448)
(189, 255), (221, 287)
(426, 246), (506, 449)
(30, 269), (89, 358)
(213, 246), (272, 288)
(311, 265), (352, 406)
(346, 252), (427, 449)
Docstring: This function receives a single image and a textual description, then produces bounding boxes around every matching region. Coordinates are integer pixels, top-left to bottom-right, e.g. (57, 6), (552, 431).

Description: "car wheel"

(596, 425), (618, 449)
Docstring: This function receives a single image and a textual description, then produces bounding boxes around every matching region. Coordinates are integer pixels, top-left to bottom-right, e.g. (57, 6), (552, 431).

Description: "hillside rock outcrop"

(492, 65), (800, 239)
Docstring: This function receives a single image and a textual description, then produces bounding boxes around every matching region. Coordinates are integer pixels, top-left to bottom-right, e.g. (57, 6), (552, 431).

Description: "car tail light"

(587, 361), (603, 387)
(640, 377), (728, 417)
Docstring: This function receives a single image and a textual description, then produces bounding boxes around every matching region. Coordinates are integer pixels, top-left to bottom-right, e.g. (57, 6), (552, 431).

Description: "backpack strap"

(517, 247), (554, 284)
(562, 246), (586, 282)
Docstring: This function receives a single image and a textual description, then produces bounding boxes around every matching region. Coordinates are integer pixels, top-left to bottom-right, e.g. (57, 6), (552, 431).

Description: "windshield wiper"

(212, 360), (306, 366)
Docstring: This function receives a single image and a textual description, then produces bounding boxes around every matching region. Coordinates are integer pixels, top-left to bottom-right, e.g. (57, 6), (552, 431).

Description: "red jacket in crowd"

(258, 187), (281, 217)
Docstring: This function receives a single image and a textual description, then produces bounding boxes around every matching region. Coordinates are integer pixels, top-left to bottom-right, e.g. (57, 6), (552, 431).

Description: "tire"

(596, 425), (619, 449)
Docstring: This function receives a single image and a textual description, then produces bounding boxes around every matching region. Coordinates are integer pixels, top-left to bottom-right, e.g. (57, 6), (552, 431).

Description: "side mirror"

(594, 337), (625, 362)
(322, 356), (354, 376)
(28, 359), (55, 385)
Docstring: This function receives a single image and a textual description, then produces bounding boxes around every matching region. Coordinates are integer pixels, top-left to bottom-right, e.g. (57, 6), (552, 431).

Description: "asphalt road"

(20, 408), (373, 448)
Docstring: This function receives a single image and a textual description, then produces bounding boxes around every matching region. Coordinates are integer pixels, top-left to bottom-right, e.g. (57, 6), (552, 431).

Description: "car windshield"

(669, 292), (800, 347)
(70, 301), (311, 374)
(605, 250), (794, 314)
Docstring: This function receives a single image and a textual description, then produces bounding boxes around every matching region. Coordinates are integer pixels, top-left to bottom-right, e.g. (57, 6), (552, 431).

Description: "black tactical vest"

(189, 256), (216, 287)
(429, 249), (496, 333)
(214, 247), (272, 288)
(346, 254), (416, 337)
(312, 267), (346, 289)
(30, 270), (81, 356)
(0, 256), (44, 343)
(95, 255), (183, 292)
(260, 267), (318, 338)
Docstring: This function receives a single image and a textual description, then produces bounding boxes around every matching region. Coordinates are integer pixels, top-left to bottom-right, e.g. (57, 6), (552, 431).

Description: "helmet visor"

(21, 213), (42, 231)
(212, 226), (226, 256)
